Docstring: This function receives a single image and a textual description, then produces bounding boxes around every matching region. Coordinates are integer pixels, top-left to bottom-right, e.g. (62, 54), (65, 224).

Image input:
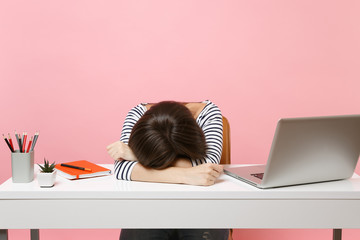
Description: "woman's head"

(128, 101), (207, 169)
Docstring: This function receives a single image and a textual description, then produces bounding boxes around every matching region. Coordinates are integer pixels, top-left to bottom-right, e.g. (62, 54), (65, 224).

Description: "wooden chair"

(220, 116), (233, 240)
(220, 116), (231, 165)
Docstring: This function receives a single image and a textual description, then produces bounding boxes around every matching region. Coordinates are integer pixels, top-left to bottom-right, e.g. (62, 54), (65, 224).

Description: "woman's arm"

(110, 104), (146, 181)
(131, 161), (223, 186)
(192, 101), (224, 166)
(107, 145), (224, 186)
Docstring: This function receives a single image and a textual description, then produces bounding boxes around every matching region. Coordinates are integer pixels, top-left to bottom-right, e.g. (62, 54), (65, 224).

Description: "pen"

(60, 164), (92, 172)
(3, 134), (14, 152)
(22, 132), (27, 153)
(26, 136), (33, 153)
(8, 133), (14, 152)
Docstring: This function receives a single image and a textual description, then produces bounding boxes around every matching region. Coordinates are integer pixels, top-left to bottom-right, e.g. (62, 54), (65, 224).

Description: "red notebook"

(55, 160), (111, 180)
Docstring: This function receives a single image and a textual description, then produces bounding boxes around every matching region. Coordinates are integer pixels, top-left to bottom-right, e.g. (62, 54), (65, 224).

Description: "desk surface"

(1, 164), (360, 200)
(1, 164), (360, 229)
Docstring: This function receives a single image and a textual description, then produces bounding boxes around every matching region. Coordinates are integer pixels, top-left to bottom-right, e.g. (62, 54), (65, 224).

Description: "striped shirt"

(114, 100), (223, 180)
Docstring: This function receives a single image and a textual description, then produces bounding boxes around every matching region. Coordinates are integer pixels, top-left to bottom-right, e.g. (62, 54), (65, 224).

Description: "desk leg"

(30, 229), (39, 240)
(333, 229), (342, 240)
(0, 230), (8, 240)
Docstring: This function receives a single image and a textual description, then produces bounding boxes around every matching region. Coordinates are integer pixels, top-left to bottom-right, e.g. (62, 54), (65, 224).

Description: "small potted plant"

(37, 158), (57, 188)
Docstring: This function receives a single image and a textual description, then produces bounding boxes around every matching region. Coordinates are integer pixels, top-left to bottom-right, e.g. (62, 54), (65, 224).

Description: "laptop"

(224, 115), (360, 189)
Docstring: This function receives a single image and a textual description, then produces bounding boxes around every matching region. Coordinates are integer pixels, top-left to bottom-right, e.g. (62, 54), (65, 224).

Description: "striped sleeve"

(114, 104), (146, 181)
(191, 101), (223, 166)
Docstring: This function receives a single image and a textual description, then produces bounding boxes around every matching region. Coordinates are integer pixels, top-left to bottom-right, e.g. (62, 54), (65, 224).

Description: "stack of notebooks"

(55, 160), (111, 180)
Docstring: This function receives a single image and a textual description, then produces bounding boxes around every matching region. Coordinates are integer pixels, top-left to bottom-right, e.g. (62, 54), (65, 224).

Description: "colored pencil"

(15, 131), (21, 150)
(22, 132), (27, 153)
(31, 131), (39, 151)
(18, 134), (22, 152)
(26, 136), (33, 153)
(3, 134), (14, 152)
(8, 133), (14, 151)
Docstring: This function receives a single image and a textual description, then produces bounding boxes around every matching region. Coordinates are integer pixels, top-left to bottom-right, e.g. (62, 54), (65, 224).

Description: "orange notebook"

(55, 160), (111, 180)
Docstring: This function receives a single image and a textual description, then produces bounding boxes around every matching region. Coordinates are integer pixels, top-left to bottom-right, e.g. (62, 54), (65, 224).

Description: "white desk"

(1, 164), (360, 240)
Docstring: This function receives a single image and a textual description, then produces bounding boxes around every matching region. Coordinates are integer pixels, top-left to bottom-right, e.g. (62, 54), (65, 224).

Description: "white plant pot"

(37, 170), (57, 188)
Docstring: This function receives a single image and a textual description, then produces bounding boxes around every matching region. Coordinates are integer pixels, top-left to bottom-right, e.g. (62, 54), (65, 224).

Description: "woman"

(106, 100), (228, 240)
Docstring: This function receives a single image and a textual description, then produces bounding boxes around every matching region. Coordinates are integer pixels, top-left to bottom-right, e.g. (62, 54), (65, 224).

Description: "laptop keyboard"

(251, 173), (264, 180)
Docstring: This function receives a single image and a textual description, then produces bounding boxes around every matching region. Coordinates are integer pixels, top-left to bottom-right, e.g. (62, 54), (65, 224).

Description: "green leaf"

(39, 158), (56, 173)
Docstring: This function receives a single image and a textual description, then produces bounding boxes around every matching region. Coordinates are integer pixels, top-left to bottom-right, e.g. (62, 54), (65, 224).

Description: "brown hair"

(128, 101), (207, 169)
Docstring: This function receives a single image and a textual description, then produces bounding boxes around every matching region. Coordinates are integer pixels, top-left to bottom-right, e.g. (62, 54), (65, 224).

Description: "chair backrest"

(220, 116), (231, 165)
(219, 116), (234, 240)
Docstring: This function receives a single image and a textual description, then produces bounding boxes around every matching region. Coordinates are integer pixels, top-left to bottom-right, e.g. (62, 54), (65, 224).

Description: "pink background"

(1, 0), (360, 239)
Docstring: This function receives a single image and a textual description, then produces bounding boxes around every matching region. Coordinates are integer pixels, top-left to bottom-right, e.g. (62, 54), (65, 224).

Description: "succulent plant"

(38, 158), (56, 173)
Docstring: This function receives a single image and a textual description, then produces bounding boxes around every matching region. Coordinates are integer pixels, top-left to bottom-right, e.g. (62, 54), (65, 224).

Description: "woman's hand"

(181, 163), (223, 186)
(106, 141), (138, 161)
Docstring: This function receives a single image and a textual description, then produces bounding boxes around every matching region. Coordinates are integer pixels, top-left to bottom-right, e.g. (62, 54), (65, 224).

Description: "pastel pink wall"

(1, 0), (359, 239)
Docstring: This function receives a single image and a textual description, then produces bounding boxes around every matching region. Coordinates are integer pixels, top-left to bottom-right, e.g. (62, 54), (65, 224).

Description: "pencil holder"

(11, 150), (34, 183)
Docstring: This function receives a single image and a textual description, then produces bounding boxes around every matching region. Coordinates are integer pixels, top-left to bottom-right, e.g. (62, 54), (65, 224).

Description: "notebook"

(55, 160), (111, 180)
(224, 115), (360, 189)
